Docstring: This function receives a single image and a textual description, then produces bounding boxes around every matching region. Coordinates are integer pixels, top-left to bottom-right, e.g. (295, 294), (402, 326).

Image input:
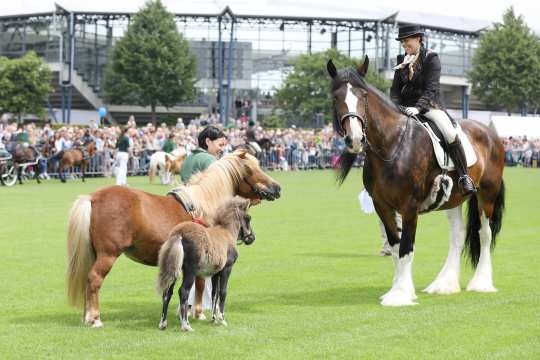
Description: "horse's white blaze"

(424, 206), (464, 294)
(345, 83), (364, 152)
(381, 245), (417, 306)
(467, 212), (497, 292)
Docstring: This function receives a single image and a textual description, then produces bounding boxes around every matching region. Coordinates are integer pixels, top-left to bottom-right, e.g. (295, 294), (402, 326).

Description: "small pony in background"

(148, 148), (186, 184)
(156, 197), (255, 332)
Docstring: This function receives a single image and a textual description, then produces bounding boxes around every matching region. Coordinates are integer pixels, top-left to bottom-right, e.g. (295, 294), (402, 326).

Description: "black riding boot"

(447, 138), (476, 195)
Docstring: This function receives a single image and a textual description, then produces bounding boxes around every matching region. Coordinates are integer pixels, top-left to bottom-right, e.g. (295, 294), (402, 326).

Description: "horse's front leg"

(34, 165), (41, 184)
(59, 165), (66, 183)
(380, 208), (419, 306)
(215, 264), (234, 326)
(81, 160), (86, 182)
(211, 273), (220, 322)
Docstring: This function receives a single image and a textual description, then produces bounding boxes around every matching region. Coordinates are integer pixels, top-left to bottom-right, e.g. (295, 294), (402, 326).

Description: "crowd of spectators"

(0, 115), (345, 177)
(502, 136), (540, 167)
(2, 113), (539, 180)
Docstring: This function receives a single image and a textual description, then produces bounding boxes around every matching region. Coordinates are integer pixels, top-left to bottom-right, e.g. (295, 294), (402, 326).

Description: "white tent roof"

(489, 116), (540, 138)
(1, 1), (490, 33)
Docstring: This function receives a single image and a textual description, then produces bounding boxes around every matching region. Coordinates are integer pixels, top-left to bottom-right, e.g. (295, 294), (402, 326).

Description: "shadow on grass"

(10, 287), (387, 330)
(295, 252), (374, 259)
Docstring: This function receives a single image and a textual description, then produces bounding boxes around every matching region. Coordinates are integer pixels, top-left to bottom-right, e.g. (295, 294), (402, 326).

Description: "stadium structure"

(0, 1), (499, 125)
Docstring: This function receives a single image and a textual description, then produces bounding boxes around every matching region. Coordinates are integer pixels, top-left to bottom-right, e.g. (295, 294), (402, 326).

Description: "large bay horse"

(58, 141), (97, 183)
(66, 150), (280, 327)
(327, 56), (505, 306)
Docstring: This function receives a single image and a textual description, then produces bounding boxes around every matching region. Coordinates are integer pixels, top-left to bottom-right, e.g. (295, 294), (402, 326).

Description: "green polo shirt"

(180, 148), (216, 183)
(162, 139), (176, 153)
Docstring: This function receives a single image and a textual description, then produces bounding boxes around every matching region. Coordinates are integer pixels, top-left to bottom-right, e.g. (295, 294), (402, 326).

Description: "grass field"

(0, 167), (539, 359)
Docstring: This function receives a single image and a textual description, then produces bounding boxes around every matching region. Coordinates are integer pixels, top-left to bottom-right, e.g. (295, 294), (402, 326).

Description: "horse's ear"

(357, 55), (369, 77)
(327, 59), (337, 79)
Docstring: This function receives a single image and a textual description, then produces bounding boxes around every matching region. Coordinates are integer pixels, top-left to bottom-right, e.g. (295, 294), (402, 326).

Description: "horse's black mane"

(331, 68), (399, 113)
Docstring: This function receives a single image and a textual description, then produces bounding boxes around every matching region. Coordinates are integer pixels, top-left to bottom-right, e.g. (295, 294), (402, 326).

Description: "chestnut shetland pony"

(66, 150), (280, 327)
(58, 141), (97, 183)
(328, 56), (505, 306)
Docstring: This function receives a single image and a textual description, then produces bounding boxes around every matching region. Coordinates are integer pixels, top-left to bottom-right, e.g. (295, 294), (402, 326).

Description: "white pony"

(148, 147), (186, 184)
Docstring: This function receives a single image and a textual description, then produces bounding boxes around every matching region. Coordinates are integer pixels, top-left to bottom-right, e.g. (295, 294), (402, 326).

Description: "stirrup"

(458, 175), (476, 194)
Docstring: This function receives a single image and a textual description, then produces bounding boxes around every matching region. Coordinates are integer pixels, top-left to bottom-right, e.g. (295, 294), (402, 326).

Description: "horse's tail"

(464, 180), (505, 268)
(66, 195), (95, 308)
(489, 179), (505, 247)
(156, 232), (184, 295)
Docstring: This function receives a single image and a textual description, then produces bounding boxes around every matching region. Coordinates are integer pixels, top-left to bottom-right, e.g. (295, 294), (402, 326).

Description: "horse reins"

(341, 89), (410, 163)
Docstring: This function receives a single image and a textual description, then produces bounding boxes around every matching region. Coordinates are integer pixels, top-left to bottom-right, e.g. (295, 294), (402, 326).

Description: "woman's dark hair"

(198, 125), (227, 150)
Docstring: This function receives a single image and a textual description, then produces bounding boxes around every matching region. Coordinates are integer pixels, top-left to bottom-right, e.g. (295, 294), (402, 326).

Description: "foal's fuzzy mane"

(184, 152), (259, 220)
(213, 197), (248, 228)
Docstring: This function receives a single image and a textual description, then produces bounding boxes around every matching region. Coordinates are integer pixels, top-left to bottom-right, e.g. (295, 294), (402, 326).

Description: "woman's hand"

(405, 107), (419, 116)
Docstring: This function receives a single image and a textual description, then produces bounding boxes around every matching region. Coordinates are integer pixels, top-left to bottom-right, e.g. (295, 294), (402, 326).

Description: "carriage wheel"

(0, 161), (18, 186)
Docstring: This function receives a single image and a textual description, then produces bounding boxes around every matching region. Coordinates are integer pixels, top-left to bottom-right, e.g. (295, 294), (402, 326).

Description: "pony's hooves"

(423, 278), (461, 295)
(159, 320), (167, 330)
(91, 320), (104, 328)
(380, 290), (418, 307)
(195, 312), (206, 320)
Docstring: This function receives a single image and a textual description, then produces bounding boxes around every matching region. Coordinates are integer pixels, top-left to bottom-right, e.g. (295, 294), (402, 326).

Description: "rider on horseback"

(246, 120), (262, 155)
(391, 25), (476, 195)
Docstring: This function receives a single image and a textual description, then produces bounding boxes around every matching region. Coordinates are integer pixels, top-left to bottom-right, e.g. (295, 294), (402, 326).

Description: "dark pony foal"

(156, 197), (255, 332)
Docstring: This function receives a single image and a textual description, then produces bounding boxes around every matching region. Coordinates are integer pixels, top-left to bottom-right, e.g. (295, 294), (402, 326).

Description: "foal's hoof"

(158, 319), (167, 330)
(191, 311), (206, 320)
(181, 323), (194, 332)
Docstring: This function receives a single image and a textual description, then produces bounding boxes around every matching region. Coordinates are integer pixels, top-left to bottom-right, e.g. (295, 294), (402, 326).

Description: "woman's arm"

(415, 52), (441, 113)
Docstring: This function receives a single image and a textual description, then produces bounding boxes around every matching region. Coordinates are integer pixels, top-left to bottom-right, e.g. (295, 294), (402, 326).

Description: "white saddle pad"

(419, 122), (477, 171)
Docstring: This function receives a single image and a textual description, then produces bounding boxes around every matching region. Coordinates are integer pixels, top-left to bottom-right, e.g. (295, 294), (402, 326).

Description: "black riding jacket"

(390, 46), (444, 114)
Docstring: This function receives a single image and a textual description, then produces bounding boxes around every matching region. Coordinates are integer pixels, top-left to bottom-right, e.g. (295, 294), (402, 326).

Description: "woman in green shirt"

(181, 125), (227, 317)
(180, 125), (227, 184)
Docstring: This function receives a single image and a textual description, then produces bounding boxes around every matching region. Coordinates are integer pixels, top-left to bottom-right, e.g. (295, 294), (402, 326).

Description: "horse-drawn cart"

(0, 151), (17, 186)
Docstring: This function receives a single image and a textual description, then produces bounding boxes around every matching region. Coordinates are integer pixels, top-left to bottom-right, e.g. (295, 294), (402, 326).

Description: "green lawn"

(0, 168), (539, 359)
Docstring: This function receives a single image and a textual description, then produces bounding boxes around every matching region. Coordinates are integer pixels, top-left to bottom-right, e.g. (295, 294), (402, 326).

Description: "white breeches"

(424, 109), (457, 143)
(115, 151), (129, 186)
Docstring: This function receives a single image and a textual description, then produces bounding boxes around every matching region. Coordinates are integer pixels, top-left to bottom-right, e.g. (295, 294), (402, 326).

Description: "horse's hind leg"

(193, 276), (207, 320)
(159, 283), (175, 330)
(179, 272), (196, 332)
(466, 202), (497, 292)
(85, 254), (118, 327)
(424, 205), (464, 295)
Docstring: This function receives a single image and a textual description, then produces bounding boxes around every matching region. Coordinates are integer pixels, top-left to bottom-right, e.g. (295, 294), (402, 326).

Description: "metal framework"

(0, 4), (485, 124)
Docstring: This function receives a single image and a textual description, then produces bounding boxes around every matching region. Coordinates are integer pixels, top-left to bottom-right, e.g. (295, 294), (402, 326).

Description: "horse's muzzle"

(258, 183), (281, 201)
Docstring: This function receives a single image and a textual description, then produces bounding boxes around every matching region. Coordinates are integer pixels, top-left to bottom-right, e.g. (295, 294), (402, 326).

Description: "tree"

(468, 7), (540, 115)
(104, 0), (197, 124)
(0, 52), (52, 123)
(274, 48), (390, 127)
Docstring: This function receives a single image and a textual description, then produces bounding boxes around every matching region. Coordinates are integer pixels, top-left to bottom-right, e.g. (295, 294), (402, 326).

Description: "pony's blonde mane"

(184, 152), (259, 221)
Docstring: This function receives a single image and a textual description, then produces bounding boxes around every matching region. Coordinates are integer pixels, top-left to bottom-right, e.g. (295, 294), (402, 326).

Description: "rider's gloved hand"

(405, 107), (419, 116)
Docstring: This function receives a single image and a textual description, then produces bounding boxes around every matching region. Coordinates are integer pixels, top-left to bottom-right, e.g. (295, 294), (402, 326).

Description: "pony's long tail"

(66, 195), (95, 308)
(156, 233), (184, 295)
(465, 180), (505, 268)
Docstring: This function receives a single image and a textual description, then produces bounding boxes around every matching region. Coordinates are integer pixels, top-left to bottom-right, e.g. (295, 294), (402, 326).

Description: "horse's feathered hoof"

(380, 289), (418, 307)
(158, 319), (167, 330)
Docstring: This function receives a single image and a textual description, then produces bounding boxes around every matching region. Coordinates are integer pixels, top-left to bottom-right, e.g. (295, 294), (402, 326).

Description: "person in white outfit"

(115, 128), (130, 186)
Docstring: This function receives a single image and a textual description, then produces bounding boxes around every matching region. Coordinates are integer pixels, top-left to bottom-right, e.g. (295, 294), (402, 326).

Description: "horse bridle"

(339, 90), (368, 143)
(339, 87), (410, 163)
